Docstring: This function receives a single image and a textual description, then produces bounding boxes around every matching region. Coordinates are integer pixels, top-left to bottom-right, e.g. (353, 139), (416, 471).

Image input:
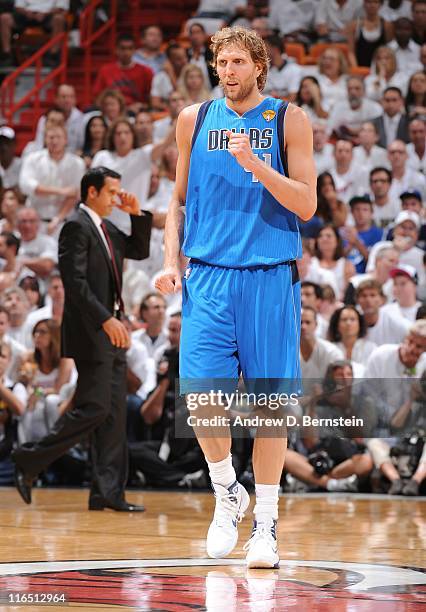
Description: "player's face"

(216, 45), (261, 102)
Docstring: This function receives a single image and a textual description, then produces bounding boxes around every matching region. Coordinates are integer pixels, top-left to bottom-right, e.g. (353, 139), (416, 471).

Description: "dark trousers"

(14, 347), (128, 506)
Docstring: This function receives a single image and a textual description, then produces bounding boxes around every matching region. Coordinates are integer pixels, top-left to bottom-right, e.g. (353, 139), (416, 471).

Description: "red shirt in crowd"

(93, 62), (154, 105)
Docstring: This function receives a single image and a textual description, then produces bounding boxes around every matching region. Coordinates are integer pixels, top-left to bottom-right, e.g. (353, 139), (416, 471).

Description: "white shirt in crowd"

(328, 99), (382, 133)
(388, 168), (426, 204)
(353, 145), (389, 174)
(19, 150), (85, 221)
(407, 143), (426, 175)
(364, 72), (409, 101)
(315, 0), (363, 41)
(0, 157), (21, 189)
(367, 240), (426, 286)
(314, 143), (335, 175)
(330, 163), (369, 204)
(317, 74), (348, 111)
(372, 198), (401, 228)
(153, 116), (174, 143)
(126, 341), (156, 401)
(387, 40), (422, 74)
(379, 0), (412, 21)
(22, 303), (53, 349)
(364, 307), (411, 346)
(151, 71), (174, 102)
(91, 145), (153, 234)
(301, 338), (344, 380)
(381, 300), (422, 323)
(264, 57), (302, 97)
(269, 0), (316, 35)
(131, 327), (169, 359)
(35, 106), (84, 153)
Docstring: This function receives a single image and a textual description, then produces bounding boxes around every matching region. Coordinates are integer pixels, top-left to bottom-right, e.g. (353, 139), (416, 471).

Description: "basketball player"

(156, 26), (316, 568)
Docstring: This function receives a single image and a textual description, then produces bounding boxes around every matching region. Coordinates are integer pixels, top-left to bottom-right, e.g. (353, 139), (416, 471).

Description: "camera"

(308, 450), (334, 475)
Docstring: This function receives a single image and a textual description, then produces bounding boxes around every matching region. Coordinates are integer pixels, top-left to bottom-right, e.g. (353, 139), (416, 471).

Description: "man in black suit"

(371, 87), (410, 148)
(12, 167), (152, 511)
(186, 22), (219, 89)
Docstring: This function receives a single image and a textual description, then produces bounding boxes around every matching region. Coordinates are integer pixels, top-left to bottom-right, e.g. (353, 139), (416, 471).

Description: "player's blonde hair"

(210, 26), (269, 92)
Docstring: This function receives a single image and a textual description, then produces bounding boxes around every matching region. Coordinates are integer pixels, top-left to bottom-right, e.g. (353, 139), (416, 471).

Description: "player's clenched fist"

(155, 267), (182, 294)
(226, 130), (257, 171)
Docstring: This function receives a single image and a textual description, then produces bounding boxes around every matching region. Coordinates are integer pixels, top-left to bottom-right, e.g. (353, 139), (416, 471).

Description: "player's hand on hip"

(226, 130), (257, 170)
(102, 317), (131, 349)
(155, 267), (182, 295)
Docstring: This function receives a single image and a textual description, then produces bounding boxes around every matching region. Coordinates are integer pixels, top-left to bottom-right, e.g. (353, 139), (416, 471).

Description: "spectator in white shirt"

(34, 84), (84, 153)
(134, 111), (154, 148)
(369, 166), (401, 227)
(186, 22), (217, 90)
(312, 122), (334, 174)
(0, 305), (26, 383)
(387, 140), (426, 202)
(365, 46), (409, 101)
(315, 0), (363, 43)
(387, 17), (423, 73)
(316, 48), (349, 110)
(91, 117), (176, 234)
(355, 278), (410, 344)
(364, 320), (426, 495)
(300, 306), (344, 380)
(295, 77), (330, 125)
(16, 208), (57, 281)
(297, 243), (339, 295)
(19, 125), (85, 235)
(0, 127), (21, 190)
(131, 293), (169, 360)
(263, 35), (302, 101)
(301, 282), (332, 339)
(22, 107), (67, 158)
(187, 0), (248, 34)
(151, 43), (188, 111)
(345, 244), (398, 304)
(133, 25), (166, 75)
(153, 91), (186, 143)
(405, 71), (426, 121)
(268, 0), (316, 45)
(367, 212), (426, 285)
(381, 264), (422, 322)
(328, 305), (377, 376)
(311, 224), (356, 299)
(379, 0), (412, 21)
(353, 122), (389, 173)
(1, 286), (30, 346)
(328, 77), (382, 140)
(22, 273), (64, 349)
(407, 118), (426, 175)
(331, 139), (369, 204)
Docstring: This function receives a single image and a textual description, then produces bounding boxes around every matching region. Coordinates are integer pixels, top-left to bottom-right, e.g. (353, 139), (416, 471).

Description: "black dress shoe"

(14, 465), (33, 505)
(88, 500), (145, 512)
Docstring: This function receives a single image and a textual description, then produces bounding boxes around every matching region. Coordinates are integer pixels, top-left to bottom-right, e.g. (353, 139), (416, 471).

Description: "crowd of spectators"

(0, 0), (425, 495)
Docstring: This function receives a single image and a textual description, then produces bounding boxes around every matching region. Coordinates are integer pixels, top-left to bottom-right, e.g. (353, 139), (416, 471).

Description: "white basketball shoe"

(244, 520), (280, 569)
(206, 480), (250, 558)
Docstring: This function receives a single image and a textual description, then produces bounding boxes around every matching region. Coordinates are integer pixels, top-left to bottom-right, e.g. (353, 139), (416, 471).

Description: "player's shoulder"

(284, 102), (311, 126)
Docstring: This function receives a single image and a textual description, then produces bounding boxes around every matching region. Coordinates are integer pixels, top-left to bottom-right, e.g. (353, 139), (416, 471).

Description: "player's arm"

(155, 104), (199, 295)
(227, 104), (317, 221)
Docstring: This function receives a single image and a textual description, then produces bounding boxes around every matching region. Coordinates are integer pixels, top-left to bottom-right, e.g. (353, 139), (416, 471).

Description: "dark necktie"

(100, 221), (125, 315)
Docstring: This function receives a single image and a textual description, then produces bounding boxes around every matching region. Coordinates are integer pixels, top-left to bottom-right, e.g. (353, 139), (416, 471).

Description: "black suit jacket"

(371, 115), (410, 149)
(58, 207), (152, 360)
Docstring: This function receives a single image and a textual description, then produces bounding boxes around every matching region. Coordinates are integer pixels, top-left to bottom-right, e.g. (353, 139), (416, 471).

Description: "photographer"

(365, 320), (426, 495)
(285, 361), (375, 492)
(129, 313), (207, 488)
(388, 371), (426, 495)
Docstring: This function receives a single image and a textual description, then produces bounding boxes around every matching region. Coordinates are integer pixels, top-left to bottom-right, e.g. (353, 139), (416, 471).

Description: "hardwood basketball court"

(0, 487), (425, 610)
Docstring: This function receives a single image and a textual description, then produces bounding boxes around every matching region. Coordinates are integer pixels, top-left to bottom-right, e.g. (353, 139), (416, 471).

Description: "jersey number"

(244, 153), (272, 182)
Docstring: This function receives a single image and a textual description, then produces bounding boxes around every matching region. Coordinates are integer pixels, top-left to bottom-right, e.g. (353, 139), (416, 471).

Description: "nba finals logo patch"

(262, 110), (276, 122)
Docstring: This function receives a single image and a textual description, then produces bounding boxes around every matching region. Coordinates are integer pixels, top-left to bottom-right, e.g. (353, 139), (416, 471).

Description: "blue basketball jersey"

(182, 96), (302, 267)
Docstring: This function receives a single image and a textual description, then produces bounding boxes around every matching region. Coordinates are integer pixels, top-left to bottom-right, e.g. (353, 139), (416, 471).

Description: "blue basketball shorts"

(179, 260), (301, 391)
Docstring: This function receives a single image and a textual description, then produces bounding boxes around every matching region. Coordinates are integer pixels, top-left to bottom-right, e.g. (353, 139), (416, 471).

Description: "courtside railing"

(0, 32), (68, 128)
(80, 0), (117, 107)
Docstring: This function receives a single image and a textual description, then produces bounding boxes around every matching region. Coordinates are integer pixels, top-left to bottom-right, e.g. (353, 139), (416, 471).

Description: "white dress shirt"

(19, 149), (85, 220)
(35, 107), (84, 153)
(387, 40), (422, 74)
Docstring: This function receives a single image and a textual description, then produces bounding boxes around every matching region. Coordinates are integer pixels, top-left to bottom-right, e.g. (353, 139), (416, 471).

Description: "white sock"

(253, 484), (279, 523)
(207, 454), (236, 490)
